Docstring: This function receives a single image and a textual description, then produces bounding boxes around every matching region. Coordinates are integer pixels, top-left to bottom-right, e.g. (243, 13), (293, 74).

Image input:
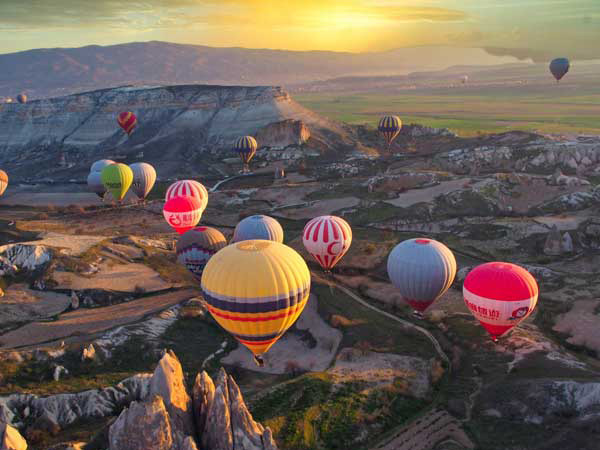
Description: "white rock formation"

(0, 245), (51, 275)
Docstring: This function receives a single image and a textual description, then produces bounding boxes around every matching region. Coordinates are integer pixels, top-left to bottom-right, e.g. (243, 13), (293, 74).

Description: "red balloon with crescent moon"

(162, 195), (203, 235)
(302, 215), (352, 270)
(463, 262), (539, 342)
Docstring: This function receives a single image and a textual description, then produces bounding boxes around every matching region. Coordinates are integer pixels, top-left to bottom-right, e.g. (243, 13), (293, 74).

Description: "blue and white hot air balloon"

(232, 215), (284, 244)
(387, 238), (457, 316)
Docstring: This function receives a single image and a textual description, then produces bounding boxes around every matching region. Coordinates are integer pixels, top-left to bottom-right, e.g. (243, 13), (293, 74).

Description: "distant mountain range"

(0, 41), (523, 99)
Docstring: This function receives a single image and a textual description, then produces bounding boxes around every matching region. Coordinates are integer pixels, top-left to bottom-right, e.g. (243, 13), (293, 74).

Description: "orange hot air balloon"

(117, 112), (137, 135)
(163, 195), (203, 235)
(463, 262), (539, 342)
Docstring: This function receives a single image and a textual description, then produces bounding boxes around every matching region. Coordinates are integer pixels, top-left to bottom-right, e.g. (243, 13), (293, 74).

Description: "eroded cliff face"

(0, 84), (351, 180)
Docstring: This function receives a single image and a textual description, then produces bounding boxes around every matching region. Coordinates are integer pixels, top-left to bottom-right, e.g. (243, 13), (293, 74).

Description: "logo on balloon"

(509, 306), (529, 320)
(168, 214), (182, 226)
(327, 241), (342, 256)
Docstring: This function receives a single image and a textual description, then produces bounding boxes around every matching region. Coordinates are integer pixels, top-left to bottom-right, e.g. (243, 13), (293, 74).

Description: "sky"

(1, 0), (598, 60)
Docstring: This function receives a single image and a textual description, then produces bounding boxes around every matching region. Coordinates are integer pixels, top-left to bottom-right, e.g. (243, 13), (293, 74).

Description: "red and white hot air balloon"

(163, 195), (203, 235)
(463, 262), (539, 342)
(302, 215), (352, 271)
(165, 180), (208, 211)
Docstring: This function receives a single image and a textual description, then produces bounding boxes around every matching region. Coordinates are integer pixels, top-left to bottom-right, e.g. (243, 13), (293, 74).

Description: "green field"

(295, 86), (600, 137)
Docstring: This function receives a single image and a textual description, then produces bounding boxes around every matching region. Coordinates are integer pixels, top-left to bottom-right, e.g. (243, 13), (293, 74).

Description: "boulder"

(109, 396), (174, 450)
(0, 422), (27, 450)
(0, 245), (51, 276)
(255, 119), (310, 148)
(544, 225), (563, 256)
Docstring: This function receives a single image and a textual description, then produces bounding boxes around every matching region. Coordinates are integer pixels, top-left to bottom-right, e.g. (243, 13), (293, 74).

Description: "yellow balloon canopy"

(201, 240), (311, 362)
(101, 163), (133, 202)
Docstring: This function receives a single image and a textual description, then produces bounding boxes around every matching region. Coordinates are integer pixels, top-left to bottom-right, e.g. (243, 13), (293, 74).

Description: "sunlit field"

(296, 83), (600, 136)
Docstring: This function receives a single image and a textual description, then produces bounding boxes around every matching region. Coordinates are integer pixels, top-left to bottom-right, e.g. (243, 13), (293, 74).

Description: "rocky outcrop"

(193, 368), (277, 450)
(0, 422), (27, 450)
(0, 374), (151, 429)
(0, 244), (51, 276)
(255, 119), (310, 148)
(103, 352), (276, 450)
(0, 85), (350, 180)
(538, 187), (600, 213)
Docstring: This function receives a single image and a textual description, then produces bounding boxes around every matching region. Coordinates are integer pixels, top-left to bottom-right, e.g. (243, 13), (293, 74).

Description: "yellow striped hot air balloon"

(0, 170), (8, 196)
(234, 136), (258, 174)
(201, 240), (311, 365)
(378, 115), (402, 149)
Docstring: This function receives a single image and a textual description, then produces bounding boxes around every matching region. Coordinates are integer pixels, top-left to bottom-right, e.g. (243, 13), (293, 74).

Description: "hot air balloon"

(129, 162), (156, 201)
(234, 136), (258, 173)
(302, 215), (352, 272)
(463, 262), (539, 342)
(550, 58), (570, 82)
(176, 227), (227, 279)
(87, 171), (106, 199)
(117, 112), (137, 135)
(100, 163), (133, 203)
(163, 195), (203, 235)
(461, 75), (469, 85)
(16, 94), (27, 104)
(165, 180), (208, 212)
(201, 240), (311, 366)
(378, 115), (402, 149)
(90, 159), (115, 173)
(387, 238), (457, 316)
(232, 215), (283, 244)
(0, 170), (8, 196)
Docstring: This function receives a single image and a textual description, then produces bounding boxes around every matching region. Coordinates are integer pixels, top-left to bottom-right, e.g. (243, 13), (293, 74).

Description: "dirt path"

(0, 288), (197, 349)
(312, 273), (450, 368)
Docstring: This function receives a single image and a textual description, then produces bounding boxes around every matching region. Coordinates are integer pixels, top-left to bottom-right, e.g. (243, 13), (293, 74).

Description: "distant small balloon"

(378, 115), (402, 148)
(100, 163), (133, 202)
(16, 94), (27, 104)
(232, 215), (284, 243)
(163, 195), (203, 235)
(129, 162), (156, 200)
(117, 111), (137, 135)
(176, 227), (227, 279)
(549, 58), (570, 82)
(303, 215), (352, 271)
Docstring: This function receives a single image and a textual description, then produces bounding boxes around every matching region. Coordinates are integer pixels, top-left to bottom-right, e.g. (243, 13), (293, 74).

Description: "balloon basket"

(491, 336), (499, 344)
(412, 310), (424, 320)
(254, 355), (265, 367)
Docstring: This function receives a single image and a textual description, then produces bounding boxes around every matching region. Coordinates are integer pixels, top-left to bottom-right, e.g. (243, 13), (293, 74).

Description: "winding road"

(311, 272), (450, 368)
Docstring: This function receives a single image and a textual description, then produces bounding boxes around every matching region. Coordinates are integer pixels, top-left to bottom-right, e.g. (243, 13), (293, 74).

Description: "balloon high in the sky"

(378, 115), (402, 149)
(303, 215), (352, 271)
(387, 238), (457, 315)
(463, 262), (539, 342)
(100, 163), (133, 202)
(232, 215), (284, 243)
(165, 180), (208, 212)
(129, 163), (156, 200)
(16, 94), (27, 104)
(90, 159), (115, 173)
(87, 171), (106, 198)
(0, 170), (8, 196)
(117, 112), (137, 135)
(549, 58), (570, 82)
(201, 240), (311, 365)
(176, 227), (227, 279)
(163, 195), (203, 235)
(234, 136), (258, 173)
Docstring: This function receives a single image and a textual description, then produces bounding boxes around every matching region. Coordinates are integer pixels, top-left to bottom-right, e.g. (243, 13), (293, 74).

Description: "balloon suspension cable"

(254, 354), (265, 367)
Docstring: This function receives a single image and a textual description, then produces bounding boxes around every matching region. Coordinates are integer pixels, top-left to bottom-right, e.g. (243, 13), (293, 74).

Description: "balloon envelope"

(463, 262), (538, 340)
(302, 215), (352, 270)
(201, 240), (311, 357)
(100, 163), (133, 202)
(550, 58), (570, 81)
(163, 195), (203, 235)
(234, 136), (258, 164)
(378, 115), (402, 147)
(87, 171), (106, 198)
(90, 159), (115, 173)
(165, 180), (208, 212)
(232, 215), (283, 243)
(129, 162), (156, 200)
(176, 227), (227, 279)
(16, 94), (27, 104)
(387, 238), (457, 312)
(117, 112), (137, 135)
(0, 170), (8, 196)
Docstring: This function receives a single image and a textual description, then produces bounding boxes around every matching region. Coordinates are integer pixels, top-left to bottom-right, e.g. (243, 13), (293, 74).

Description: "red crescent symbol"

(169, 214), (181, 226)
(327, 241), (341, 256)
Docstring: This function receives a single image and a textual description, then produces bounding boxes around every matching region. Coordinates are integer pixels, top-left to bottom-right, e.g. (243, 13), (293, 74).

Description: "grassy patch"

(252, 373), (426, 450)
